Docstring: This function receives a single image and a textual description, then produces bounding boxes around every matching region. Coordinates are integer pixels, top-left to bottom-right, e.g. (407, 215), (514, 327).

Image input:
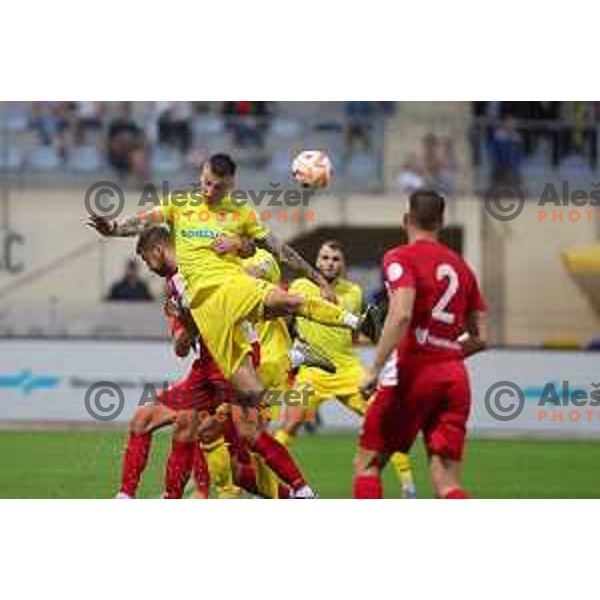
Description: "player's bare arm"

(256, 233), (336, 302)
(86, 209), (161, 237)
(360, 287), (416, 397)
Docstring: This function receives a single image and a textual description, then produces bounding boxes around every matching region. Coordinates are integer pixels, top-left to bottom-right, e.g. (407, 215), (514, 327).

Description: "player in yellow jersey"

(88, 153), (382, 498)
(274, 241), (417, 498)
(88, 154), (381, 379)
(202, 243), (336, 498)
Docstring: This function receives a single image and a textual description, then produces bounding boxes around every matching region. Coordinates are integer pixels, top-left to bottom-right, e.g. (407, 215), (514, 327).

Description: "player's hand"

(238, 237), (256, 259)
(211, 236), (241, 255)
(173, 329), (193, 358)
(85, 214), (117, 237)
(164, 298), (180, 319)
(458, 333), (486, 358)
(359, 369), (379, 399)
(319, 281), (337, 303)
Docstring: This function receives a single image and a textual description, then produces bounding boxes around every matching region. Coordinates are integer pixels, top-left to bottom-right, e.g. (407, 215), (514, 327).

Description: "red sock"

(278, 484), (291, 499)
(119, 432), (152, 498)
(353, 474), (383, 499)
(164, 440), (194, 499)
(251, 431), (306, 491)
(444, 488), (470, 499)
(192, 444), (210, 498)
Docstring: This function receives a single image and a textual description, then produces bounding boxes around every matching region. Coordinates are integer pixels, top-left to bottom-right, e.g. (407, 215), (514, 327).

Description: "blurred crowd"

(471, 101), (600, 188)
(395, 133), (457, 197)
(2, 101), (393, 187)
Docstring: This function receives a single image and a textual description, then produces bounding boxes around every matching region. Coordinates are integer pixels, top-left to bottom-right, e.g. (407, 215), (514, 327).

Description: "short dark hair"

(408, 189), (445, 230)
(320, 239), (345, 255)
(208, 153), (236, 177)
(136, 226), (171, 256)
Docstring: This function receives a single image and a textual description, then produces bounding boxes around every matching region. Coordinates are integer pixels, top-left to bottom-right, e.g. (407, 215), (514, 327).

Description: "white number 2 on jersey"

(432, 263), (459, 324)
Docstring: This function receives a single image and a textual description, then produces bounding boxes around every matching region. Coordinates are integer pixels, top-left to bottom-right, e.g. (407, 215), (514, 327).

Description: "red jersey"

(383, 238), (486, 366)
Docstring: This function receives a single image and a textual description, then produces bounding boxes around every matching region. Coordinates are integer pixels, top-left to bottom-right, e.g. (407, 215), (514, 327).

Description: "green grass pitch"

(0, 430), (598, 498)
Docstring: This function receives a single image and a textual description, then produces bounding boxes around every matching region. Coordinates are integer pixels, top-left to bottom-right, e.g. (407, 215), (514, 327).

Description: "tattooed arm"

(85, 209), (161, 238)
(256, 233), (336, 302)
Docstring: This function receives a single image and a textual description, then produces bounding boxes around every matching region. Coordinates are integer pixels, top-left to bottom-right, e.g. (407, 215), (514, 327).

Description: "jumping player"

(354, 189), (487, 499)
(131, 225), (326, 498)
(87, 153), (382, 401)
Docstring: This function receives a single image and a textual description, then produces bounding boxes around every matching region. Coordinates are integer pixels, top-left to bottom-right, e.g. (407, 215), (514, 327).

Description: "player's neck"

(410, 229), (438, 244)
(322, 275), (340, 286)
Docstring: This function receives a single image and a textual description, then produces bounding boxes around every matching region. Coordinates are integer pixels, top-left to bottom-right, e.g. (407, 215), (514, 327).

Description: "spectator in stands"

(526, 101), (561, 166)
(470, 101), (502, 166)
(157, 102), (193, 154)
(489, 114), (523, 187)
(74, 102), (105, 145)
(561, 101), (597, 168)
(420, 133), (455, 195)
(29, 101), (74, 158)
(395, 155), (425, 196)
(342, 101), (375, 167)
(222, 101), (271, 150)
(107, 102), (149, 183)
(106, 259), (154, 302)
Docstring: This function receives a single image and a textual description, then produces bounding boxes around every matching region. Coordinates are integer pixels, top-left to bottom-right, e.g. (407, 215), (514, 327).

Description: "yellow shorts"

(257, 359), (290, 392)
(190, 274), (274, 379)
(294, 365), (366, 416)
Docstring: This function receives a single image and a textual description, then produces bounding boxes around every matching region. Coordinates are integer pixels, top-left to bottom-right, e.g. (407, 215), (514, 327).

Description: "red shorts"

(359, 359), (471, 461)
(157, 345), (234, 412)
(157, 335), (261, 411)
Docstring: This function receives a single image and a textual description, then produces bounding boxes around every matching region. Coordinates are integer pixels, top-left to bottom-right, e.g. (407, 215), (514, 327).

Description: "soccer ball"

(291, 151), (332, 189)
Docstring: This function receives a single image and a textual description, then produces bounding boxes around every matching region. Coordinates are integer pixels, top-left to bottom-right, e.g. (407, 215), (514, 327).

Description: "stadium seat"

(0, 146), (23, 169)
(270, 150), (294, 178)
(67, 145), (104, 172)
(4, 102), (29, 133)
(192, 115), (224, 136)
(28, 146), (62, 170)
(151, 146), (183, 174)
(271, 118), (301, 140)
(347, 153), (377, 180)
(558, 154), (594, 181)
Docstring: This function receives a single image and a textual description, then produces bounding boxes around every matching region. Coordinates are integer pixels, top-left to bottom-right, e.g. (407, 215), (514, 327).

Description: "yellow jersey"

(289, 277), (363, 371)
(242, 249), (291, 367)
(156, 193), (271, 302)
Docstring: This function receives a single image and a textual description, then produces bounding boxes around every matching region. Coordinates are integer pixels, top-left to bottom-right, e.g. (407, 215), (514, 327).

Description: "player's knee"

(173, 410), (197, 442)
(266, 288), (303, 314)
(354, 448), (379, 476)
(129, 406), (154, 434)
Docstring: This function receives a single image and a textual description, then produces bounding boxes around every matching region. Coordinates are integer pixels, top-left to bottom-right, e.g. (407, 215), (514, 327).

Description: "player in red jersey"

(116, 264), (220, 500)
(353, 189), (487, 499)
(120, 225), (317, 498)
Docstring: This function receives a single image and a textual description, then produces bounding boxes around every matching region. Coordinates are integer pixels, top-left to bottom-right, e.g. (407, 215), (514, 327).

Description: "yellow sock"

(202, 436), (242, 499)
(297, 296), (358, 329)
(252, 454), (280, 499)
(274, 429), (292, 447)
(391, 452), (417, 498)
